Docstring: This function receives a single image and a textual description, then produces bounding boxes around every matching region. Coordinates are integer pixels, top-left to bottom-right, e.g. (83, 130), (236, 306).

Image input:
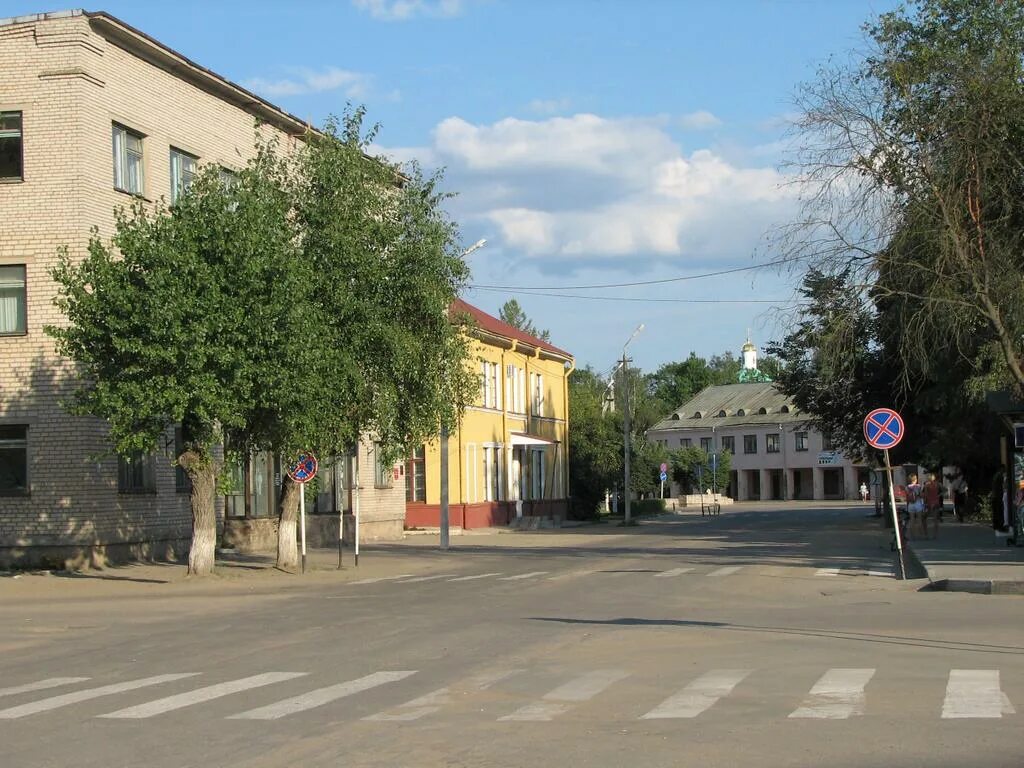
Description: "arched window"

(737, 408), (746, 417)
(781, 405), (791, 414)
(693, 410), (704, 419)
(671, 413), (681, 420)
(718, 410), (727, 418)
(758, 407), (769, 415)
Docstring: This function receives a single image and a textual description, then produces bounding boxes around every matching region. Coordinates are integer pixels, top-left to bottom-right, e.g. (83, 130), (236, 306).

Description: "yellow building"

(405, 299), (574, 528)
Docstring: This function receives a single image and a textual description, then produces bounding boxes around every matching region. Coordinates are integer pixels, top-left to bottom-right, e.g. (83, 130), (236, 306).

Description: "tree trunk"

(181, 449), (217, 576)
(277, 477), (301, 571)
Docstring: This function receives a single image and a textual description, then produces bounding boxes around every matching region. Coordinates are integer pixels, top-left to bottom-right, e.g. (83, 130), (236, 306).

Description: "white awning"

(510, 433), (555, 446)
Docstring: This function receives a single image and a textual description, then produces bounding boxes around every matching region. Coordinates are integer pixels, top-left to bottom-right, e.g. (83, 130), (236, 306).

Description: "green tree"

(670, 446), (731, 495)
(568, 367), (622, 517)
(646, 353), (716, 413)
(49, 145), (299, 575)
(785, 0), (1024, 396)
(498, 298), (551, 342)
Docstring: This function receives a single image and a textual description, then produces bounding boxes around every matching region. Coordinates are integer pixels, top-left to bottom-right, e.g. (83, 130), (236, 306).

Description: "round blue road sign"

(287, 452), (319, 484)
(863, 408), (904, 450)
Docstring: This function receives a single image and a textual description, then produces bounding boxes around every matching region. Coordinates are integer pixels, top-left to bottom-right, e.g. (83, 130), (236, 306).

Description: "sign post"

(863, 408), (906, 579)
(286, 452), (319, 574)
(660, 462), (668, 499)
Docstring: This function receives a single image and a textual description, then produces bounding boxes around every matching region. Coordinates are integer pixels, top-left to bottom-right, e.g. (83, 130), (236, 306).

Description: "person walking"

(905, 473), (923, 539)
(859, 482), (869, 502)
(922, 472), (942, 539)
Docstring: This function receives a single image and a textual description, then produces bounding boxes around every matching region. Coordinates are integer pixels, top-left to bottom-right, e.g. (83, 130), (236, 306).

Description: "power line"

(470, 287), (797, 305)
(468, 253), (805, 291)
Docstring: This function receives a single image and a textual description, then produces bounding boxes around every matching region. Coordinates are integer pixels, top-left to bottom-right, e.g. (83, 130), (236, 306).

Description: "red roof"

(451, 299), (572, 359)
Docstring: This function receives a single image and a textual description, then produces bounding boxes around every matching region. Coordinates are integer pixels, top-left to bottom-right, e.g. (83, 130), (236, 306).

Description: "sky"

(5, 0), (901, 375)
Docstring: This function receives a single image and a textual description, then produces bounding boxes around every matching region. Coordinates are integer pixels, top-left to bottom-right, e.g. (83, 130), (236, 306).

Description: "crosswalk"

(0, 666), (1014, 724)
(343, 563), (892, 588)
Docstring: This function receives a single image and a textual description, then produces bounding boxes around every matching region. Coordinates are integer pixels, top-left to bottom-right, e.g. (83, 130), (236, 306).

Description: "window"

(680, 438), (691, 448)
(766, 433), (780, 453)
(374, 443), (393, 489)
(743, 434), (757, 454)
(173, 426), (191, 493)
(118, 450), (155, 492)
(822, 432), (834, 451)
(0, 111), (23, 180)
(700, 437), (712, 452)
(170, 148), (198, 202)
(0, 265), (27, 335)
(406, 446), (426, 503)
(721, 435), (735, 454)
(530, 372), (545, 416)
(480, 361), (501, 409)
(0, 425), (28, 494)
(507, 365), (525, 413)
(112, 124), (144, 195)
(795, 431), (808, 452)
(483, 445), (503, 501)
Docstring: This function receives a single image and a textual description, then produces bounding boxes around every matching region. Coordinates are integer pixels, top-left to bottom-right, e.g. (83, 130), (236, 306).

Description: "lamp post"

(440, 238), (488, 551)
(621, 323), (644, 525)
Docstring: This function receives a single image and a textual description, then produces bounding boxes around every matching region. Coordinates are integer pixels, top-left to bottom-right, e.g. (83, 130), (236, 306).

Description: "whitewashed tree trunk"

(182, 451), (217, 576)
(277, 478), (301, 571)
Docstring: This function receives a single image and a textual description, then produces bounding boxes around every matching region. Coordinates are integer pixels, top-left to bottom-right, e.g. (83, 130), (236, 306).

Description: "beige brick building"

(0, 10), (405, 568)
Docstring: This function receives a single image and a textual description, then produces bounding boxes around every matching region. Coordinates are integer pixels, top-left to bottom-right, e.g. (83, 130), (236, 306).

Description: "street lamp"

(621, 323), (644, 525)
(440, 238), (489, 551)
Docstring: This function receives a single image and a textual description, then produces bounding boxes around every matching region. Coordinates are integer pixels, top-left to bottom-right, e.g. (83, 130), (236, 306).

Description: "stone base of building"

(405, 500), (570, 530)
(0, 537), (190, 571)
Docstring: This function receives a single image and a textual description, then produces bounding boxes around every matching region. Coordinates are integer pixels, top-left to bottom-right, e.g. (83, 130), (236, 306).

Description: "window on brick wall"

(0, 112), (23, 181)
(118, 450), (155, 493)
(374, 443), (393, 489)
(170, 148), (198, 203)
(0, 425), (28, 494)
(112, 123), (144, 195)
(0, 265), (27, 335)
(722, 435), (735, 454)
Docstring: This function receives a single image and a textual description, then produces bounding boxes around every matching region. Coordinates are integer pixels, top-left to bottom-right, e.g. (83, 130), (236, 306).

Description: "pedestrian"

(905, 473), (923, 539)
(922, 472), (942, 539)
(859, 482), (869, 502)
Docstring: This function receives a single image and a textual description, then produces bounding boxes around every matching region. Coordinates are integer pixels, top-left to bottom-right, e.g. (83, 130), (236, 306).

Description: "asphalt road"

(0, 504), (1020, 768)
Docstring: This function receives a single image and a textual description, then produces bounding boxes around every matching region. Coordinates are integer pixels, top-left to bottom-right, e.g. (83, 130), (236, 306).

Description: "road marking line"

(0, 678), (90, 699)
(396, 574), (458, 583)
(498, 571), (549, 581)
(448, 572), (504, 582)
(547, 569), (598, 581)
(656, 567), (694, 578)
(864, 569), (892, 577)
(0, 674), (199, 719)
(229, 671), (414, 720)
(706, 566), (742, 577)
(499, 669), (629, 722)
(99, 672), (306, 719)
(789, 668), (875, 719)
(364, 669), (521, 722)
(641, 669), (751, 719)
(942, 670), (1008, 719)
(349, 575), (413, 585)
(815, 568), (840, 577)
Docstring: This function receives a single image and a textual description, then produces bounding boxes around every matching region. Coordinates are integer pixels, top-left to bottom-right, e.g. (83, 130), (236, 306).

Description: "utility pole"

(620, 324), (644, 525)
(440, 423), (449, 551)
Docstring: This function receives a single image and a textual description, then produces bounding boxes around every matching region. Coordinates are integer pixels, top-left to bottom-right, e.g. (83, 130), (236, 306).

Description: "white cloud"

(352, 0), (466, 21)
(243, 67), (370, 98)
(679, 110), (722, 130)
(381, 112), (797, 262)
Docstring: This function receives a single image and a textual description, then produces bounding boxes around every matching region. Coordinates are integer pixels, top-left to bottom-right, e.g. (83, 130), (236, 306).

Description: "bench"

(701, 498), (721, 516)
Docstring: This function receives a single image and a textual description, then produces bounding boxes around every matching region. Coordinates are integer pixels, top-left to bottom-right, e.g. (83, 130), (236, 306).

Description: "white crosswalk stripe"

(498, 670), (629, 721)
(789, 669), (875, 719)
(363, 669), (521, 722)
(641, 669), (751, 719)
(0, 677), (90, 699)
(396, 574), (457, 583)
(448, 572), (504, 581)
(498, 571), (549, 581)
(229, 671), (414, 720)
(942, 670), (1015, 719)
(706, 566), (742, 577)
(0, 674), (199, 719)
(349, 575), (412, 585)
(656, 567), (694, 578)
(99, 672), (306, 719)
(815, 568), (841, 577)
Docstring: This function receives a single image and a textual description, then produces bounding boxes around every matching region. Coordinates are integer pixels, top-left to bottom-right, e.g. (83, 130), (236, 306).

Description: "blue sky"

(6, 0), (899, 374)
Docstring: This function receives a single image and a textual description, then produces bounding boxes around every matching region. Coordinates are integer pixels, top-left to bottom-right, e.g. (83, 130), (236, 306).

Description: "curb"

(924, 578), (1024, 595)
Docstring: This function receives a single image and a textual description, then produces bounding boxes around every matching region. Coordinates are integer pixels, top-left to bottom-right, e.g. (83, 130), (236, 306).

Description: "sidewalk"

(904, 519), (1024, 594)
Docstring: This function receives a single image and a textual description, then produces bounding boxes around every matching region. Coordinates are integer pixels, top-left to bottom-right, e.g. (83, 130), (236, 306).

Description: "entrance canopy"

(510, 433), (555, 447)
